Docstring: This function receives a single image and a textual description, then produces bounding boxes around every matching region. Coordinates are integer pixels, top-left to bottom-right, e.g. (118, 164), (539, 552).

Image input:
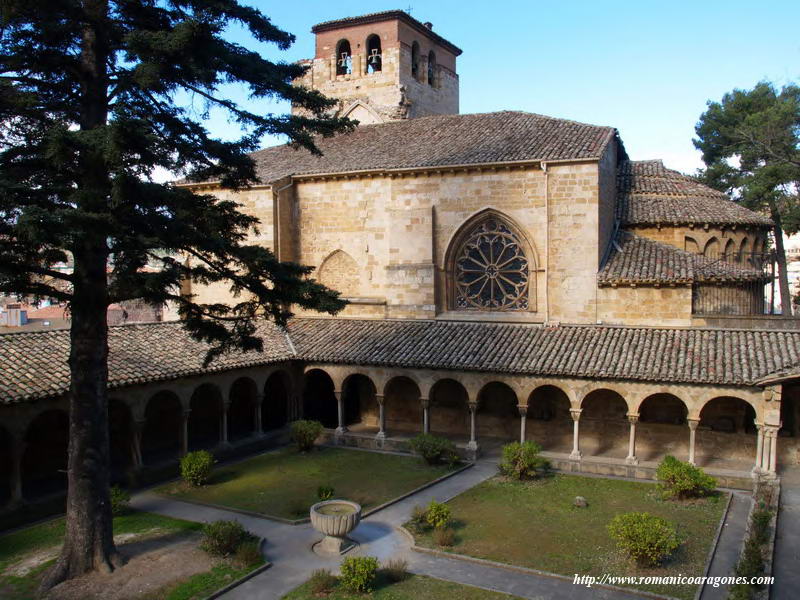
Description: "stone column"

(335, 391), (347, 435)
(8, 436), (25, 507)
(764, 425), (779, 478)
(625, 414), (639, 466)
(254, 393), (264, 436)
(375, 394), (386, 440)
(132, 419), (144, 468)
(687, 418), (699, 466)
(518, 405), (528, 443)
(180, 409), (191, 456)
(753, 423), (764, 474)
(467, 402), (478, 452)
(220, 401), (231, 447)
(569, 408), (582, 460)
(421, 397), (430, 434)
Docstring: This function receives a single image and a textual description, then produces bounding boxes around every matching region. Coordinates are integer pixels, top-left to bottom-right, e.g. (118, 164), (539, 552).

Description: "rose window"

(454, 218), (529, 310)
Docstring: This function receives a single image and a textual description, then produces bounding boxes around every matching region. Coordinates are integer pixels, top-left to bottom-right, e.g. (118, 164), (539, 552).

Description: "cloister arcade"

(0, 360), (793, 512)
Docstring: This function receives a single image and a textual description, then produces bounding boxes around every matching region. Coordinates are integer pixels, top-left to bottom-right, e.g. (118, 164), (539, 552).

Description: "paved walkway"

(699, 491), (750, 600)
(131, 456), (749, 600)
(772, 467), (800, 599)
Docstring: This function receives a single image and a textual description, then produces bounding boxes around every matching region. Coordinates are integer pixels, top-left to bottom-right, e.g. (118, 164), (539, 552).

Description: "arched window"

(411, 41), (420, 80)
(336, 39), (352, 75)
(449, 215), (531, 311)
(366, 34), (382, 73)
(427, 50), (436, 87)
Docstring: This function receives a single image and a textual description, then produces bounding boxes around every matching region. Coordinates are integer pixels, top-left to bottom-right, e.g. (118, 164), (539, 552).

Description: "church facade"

(1, 10), (800, 516)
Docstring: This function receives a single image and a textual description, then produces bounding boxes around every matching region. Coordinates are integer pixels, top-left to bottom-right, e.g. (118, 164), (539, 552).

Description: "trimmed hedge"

(607, 512), (680, 566)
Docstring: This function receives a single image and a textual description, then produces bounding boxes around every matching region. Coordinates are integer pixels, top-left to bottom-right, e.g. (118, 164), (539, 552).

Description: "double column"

(754, 423), (780, 478)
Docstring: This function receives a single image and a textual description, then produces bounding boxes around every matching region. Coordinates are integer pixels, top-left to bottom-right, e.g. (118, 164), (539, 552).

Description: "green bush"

(409, 434), (459, 466)
(290, 419), (323, 452)
(110, 485), (131, 516)
(607, 512), (680, 566)
(656, 455), (717, 499)
(425, 499), (451, 529)
(180, 449), (214, 486)
(309, 569), (338, 595)
(750, 509), (772, 545)
(234, 539), (262, 568)
(383, 557), (409, 582)
(410, 504), (428, 530)
(498, 441), (550, 480)
(317, 485), (335, 501)
(434, 526), (455, 547)
(200, 520), (248, 557)
(340, 556), (379, 593)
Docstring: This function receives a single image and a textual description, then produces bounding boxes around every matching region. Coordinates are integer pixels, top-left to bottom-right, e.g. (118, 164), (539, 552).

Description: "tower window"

(427, 50), (436, 87)
(366, 34), (382, 73)
(411, 41), (420, 80)
(336, 39), (352, 75)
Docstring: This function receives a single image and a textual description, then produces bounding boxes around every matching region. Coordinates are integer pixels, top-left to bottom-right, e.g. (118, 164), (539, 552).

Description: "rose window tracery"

(453, 218), (529, 311)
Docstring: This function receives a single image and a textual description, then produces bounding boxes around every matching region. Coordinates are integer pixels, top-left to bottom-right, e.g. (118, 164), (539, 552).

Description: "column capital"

(468, 401), (478, 412)
(333, 390), (342, 401)
(626, 413), (640, 424)
(255, 392), (265, 402)
(375, 394), (385, 405)
(182, 408), (192, 418)
(569, 408), (582, 421)
(517, 404), (528, 417)
(420, 397), (430, 409)
(687, 418), (700, 431)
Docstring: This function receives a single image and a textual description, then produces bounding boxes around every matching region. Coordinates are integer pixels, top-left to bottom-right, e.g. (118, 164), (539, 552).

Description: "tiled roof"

(599, 232), (770, 286)
(4, 316), (800, 404)
(618, 160), (772, 228)
(311, 10), (463, 56)
(243, 112), (615, 183)
(0, 321), (294, 404)
(288, 318), (800, 387)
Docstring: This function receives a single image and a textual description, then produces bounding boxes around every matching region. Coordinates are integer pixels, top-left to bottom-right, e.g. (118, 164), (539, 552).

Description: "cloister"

(1, 353), (794, 512)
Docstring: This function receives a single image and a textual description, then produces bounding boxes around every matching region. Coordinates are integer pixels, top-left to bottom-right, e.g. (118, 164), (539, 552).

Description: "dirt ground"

(47, 531), (215, 600)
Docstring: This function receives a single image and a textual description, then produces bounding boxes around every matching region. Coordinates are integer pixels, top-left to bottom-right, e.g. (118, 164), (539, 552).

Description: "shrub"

(110, 485), (131, 516)
(434, 527), (455, 547)
(383, 557), (409, 582)
(607, 512), (680, 566)
(425, 500), (451, 529)
(235, 539), (263, 568)
(410, 504), (428, 530)
(656, 455), (717, 499)
(200, 520), (248, 557)
(750, 509), (772, 545)
(180, 450), (214, 486)
(498, 441), (550, 480)
(409, 434), (460, 466)
(339, 556), (379, 593)
(291, 419), (323, 452)
(309, 569), (338, 595)
(317, 485), (335, 501)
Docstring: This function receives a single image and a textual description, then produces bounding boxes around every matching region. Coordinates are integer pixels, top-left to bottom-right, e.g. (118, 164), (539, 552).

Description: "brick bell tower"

(292, 10), (462, 124)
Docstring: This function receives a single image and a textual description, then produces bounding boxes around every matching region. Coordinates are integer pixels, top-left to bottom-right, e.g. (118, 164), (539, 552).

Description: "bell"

(339, 52), (349, 67)
(369, 49), (380, 64)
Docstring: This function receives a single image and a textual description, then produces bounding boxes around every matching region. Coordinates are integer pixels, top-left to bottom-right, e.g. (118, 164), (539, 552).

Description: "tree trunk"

(39, 0), (122, 591)
(771, 207), (793, 315)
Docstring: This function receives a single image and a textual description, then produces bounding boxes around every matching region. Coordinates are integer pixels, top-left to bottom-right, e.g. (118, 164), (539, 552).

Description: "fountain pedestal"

(309, 499), (362, 556)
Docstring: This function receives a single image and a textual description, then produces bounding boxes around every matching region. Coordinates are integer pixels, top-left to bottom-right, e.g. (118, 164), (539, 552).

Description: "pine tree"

(694, 81), (800, 313)
(0, 0), (351, 589)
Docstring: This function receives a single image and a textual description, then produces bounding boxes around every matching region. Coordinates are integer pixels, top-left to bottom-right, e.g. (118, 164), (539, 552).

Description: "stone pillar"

(467, 402), (478, 452)
(569, 409), (582, 460)
(335, 391), (347, 435)
(375, 394), (386, 440)
(421, 397), (430, 434)
(220, 401), (231, 447)
(753, 423), (764, 474)
(180, 409), (191, 456)
(8, 436), (24, 507)
(255, 393), (264, 436)
(132, 419), (144, 468)
(625, 414), (639, 466)
(518, 405), (528, 443)
(687, 418), (699, 466)
(763, 425), (779, 478)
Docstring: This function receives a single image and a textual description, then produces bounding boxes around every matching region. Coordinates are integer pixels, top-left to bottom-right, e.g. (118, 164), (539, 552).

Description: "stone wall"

(597, 285), (693, 326)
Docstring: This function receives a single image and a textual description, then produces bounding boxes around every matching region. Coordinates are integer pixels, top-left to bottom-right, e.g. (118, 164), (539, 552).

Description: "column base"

(375, 431), (386, 440)
(625, 456), (639, 466)
(335, 427), (348, 436)
(569, 450), (582, 461)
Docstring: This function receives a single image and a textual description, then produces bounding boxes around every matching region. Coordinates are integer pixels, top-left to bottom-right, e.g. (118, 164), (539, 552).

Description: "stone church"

(1, 10), (800, 515)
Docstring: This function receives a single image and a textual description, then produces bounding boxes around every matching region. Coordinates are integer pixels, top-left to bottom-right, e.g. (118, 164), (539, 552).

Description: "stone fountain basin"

(309, 499), (362, 537)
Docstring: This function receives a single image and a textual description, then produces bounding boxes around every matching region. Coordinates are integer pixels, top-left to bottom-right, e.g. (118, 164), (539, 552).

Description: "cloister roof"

(3, 317), (798, 403)
(599, 232), (769, 286)
(617, 160), (772, 228)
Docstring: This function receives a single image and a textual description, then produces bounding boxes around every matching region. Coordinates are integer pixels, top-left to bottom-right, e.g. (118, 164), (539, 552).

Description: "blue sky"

(197, 1), (800, 175)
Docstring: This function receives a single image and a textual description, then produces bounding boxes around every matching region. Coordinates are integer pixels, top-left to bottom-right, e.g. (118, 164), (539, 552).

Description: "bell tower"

(292, 10), (461, 124)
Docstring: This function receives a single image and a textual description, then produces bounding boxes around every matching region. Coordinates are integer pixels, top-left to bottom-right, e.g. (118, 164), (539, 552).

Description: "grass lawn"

(410, 474), (728, 600)
(156, 446), (456, 520)
(0, 511), (261, 600)
(282, 573), (522, 600)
